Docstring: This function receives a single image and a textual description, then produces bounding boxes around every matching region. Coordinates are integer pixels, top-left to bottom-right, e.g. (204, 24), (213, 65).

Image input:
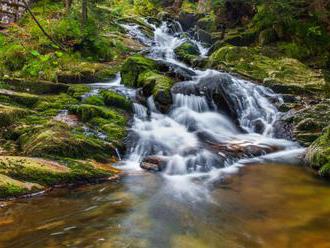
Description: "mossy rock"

(69, 104), (126, 124)
(100, 90), (132, 111)
(0, 173), (43, 199)
(138, 70), (174, 110)
(67, 84), (91, 99)
(88, 117), (127, 147)
(223, 30), (257, 47)
(34, 93), (79, 116)
(2, 78), (69, 94)
(57, 63), (117, 84)
(19, 121), (117, 161)
(120, 55), (157, 87)
(287, 100), (330, 146)
(196, 16), (217, 33)
(0, 104), (30, 128)
(82, 95), (105, 106)
(174, 41), (200, 66)
(258, 28), (278, 45)
(306, 126), (330, 178)
(0, 156), (119, 199)
(0, 89), (40, 107)
(208, 45), (326, 96)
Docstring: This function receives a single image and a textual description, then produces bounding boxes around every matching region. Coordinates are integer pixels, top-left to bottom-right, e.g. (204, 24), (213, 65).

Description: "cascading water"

(119, 20), (302, 197)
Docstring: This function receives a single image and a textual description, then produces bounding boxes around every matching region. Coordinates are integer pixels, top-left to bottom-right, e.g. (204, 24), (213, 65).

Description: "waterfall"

(115, 20), (301, 192)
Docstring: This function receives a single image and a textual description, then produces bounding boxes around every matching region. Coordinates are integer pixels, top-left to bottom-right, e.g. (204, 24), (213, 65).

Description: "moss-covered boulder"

(120, 55), (174, 112)
(18, 121), (116, 161)
(100, 90), (132, 111)
(1, 78), (69, 94)
(174, 41), (200, 66)
(306, 127), (330, 177)
(208, 45), (326, 96)
(0, 104), (29, 128)
(121, 55), (157, 87)
(222, 30), (257, 47)
(285, 100), (330, 146)
(0, 156), (119, 199)
(69, 104), (127, 146)
(138, 71), (174, 112)
(67, 84), (91, 99)
(196, 16), (217, 33)
(0, 89), (40, 107)
(57, 62), (118, 84)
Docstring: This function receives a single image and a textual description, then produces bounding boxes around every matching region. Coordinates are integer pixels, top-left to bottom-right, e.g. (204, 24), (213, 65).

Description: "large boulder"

(18, 121), (118, 161)
(121, 55), (175, 112)
(121, 55), (157, 87)
(208, 45), (326, 96)
(138, 71), (174, 112)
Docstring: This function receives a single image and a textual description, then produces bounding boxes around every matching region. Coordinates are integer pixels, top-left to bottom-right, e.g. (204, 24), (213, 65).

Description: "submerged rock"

(140, 156), (168, 172)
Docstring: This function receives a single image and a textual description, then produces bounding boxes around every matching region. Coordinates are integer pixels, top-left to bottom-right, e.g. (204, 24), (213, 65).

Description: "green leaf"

(31, 50), (41, 57)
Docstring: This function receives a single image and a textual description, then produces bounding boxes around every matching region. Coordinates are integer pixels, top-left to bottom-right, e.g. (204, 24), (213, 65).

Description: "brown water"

(1, 164), (330, 248)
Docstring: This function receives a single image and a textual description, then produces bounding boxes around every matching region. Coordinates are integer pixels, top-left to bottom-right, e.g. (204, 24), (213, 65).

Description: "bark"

(64, 0), (72, 13)
(81, 0), (87, 26)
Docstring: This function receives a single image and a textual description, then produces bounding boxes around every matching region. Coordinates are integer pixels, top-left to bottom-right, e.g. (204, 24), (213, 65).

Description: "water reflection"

(0, 164), (330, 247)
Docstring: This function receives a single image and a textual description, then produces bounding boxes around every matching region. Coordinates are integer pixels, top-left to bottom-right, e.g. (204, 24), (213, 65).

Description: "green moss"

(174, 41), (200, 65)
(1, 78), (69, 94)
(67, 84), (91, 99)
(197, 15), (217, 33)
(57, 62), (118, 84)
(0, 156), (119, 198)
(208, 45), (326, 95)
(82, 95), (105, 106)
(0, 174), (43, 198)
(18, 121), (115, 160)
(89, 117), (127, 146)
(288, 100), (330, 146)
(306, 126), (330, 178)
(35, 93), (79, 116)
(100, 90), (132, 111)
(0, 104), (30, 127)
(0, 90), (40, 107)
(223, 30), (257, 47)
(69, 104), (125, 124)
(121, 55), (157, 87)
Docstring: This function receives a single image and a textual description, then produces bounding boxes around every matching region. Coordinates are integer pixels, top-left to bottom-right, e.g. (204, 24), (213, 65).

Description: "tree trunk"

(64, 0), (72, 13)
(81, 0), (87, 26)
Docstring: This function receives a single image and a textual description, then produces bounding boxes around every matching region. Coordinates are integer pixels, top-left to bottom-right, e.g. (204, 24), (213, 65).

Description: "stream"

(1, 20), (330, 247)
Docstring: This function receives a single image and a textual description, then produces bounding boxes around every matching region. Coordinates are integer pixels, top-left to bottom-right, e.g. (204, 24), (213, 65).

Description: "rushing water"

(1, 20), (329, 247)
(120, 20), (302, 199)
